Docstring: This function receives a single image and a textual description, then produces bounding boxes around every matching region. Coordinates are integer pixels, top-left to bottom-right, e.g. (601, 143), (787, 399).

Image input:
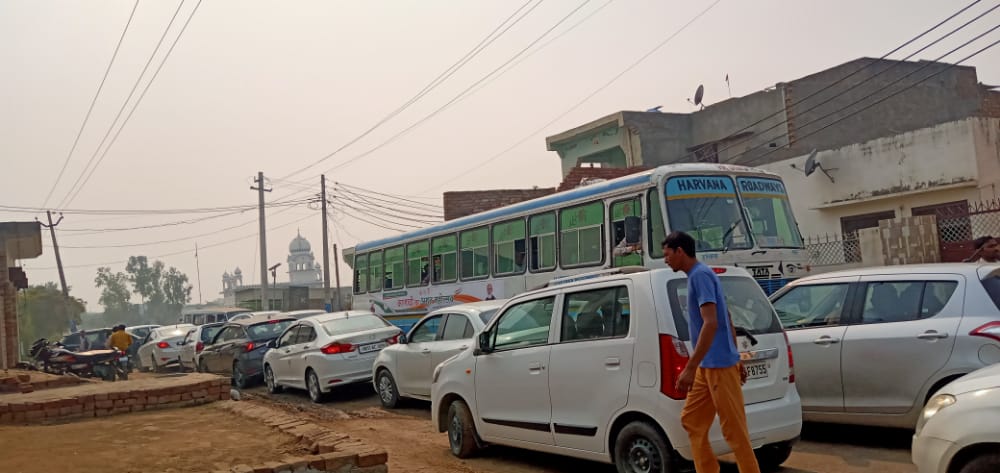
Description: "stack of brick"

(218, 401), (388, 473)
(0, 377), (230, 424)
(443, 188), (556, 221)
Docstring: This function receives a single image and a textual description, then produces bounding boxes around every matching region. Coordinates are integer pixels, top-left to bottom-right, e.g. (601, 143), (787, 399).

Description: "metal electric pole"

(251, 172), (272, 310)
(321, 175), (332, 312)
(333, 244), (342, 310)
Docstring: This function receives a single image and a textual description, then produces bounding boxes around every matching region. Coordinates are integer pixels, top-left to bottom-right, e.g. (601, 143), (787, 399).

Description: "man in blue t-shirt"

(663, 231), (760, 473)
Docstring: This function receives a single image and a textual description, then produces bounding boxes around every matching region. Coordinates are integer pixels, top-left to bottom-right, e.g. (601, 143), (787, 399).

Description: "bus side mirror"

(624, 216), (641, 245)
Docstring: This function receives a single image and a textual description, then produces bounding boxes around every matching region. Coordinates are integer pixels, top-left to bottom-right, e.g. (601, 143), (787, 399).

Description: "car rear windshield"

(479, 309), (499, 324)
(200, 325), (224, 342)
(667, 275), (783, 340)
(980, 275), (1000, 311)
(321, 315), (391, 337)
(247, 320), (295, 341)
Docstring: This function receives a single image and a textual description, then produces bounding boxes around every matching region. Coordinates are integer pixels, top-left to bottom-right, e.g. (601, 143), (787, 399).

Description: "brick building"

(1, 222), (43, 369)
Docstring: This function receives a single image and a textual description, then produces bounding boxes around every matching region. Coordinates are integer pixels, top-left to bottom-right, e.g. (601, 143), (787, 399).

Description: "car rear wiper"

(734, 326), (758, 346)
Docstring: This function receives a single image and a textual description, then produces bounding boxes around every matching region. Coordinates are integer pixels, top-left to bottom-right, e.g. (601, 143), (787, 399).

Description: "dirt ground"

(244, 383), (918, 473)
(0, 404), (307, 473)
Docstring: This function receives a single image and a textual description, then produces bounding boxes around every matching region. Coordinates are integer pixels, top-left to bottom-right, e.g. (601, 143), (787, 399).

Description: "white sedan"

(136, 324), (196, 372)
(262, 311), (401, 403)
(913, 362), (1000, 473)
(177, 322), (225, 371)
(372, 300), (505, 408)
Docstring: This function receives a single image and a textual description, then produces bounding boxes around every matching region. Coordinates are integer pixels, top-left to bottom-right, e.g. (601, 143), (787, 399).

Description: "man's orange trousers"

(680, 365), (761, 473)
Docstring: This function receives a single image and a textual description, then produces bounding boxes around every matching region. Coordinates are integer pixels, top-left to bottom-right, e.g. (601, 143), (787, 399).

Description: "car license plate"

(119, 356), (129, 363)
(748, 266), (770, 278)
(358, 342), (387, 354)
(744, 361), (768, 380)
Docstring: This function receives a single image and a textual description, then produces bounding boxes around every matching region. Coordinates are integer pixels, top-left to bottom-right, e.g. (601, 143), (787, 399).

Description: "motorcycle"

(29, 338), (128, 381)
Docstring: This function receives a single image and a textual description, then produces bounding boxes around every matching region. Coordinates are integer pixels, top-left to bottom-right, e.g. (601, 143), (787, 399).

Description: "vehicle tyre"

(755, 440), (794, 472)
(264, 365), (282, 394)
(376, 370), (400, 408)
(306, 369), (328, 403)
(233, 361), (250, 389)
(447, 399), (480, 458)
(614, 421), (677, 473)
(959, 453), (1000, 473)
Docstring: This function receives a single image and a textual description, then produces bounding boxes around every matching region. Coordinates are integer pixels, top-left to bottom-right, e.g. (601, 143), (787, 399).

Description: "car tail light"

(245, 342), (256, 352)
(711, 267), (726, 274)
(320, 342), (355, 355)
(386, 334), (400, 345)
(658, 334), (690, 400)
(782, 330), (795, 383)
(195, 341), (204, 353)
(156, 342), (170, 349)
(970, 321), (1000, 343)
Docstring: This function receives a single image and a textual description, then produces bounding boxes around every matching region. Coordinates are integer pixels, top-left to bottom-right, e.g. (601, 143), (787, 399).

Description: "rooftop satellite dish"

(694, 84), (705, 106)
(794, 148), (836, 183)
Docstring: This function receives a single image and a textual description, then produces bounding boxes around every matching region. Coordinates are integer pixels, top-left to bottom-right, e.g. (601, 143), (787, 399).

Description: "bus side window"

(194, 314), (205, 325)
(529, 213), (556, 272)
(354, 253), (369, 294)
(369, 251), (383, 292)
(611, 198), (643, 267)
(432, 235), (458, 283)
(560, 201), (605, 268)
(384, 246), (405, 289)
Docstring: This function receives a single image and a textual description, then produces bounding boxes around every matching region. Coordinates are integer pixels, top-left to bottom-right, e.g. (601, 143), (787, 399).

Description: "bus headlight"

(916, 394), (956, 435)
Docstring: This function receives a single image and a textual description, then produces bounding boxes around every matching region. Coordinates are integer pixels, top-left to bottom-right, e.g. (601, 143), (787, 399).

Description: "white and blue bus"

(345, 163), (808, 331)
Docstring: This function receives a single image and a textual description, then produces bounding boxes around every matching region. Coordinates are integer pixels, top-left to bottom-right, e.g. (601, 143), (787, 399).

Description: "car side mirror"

(475, 331), (493, 356)
(267, 339), (278, 349)
(397, 333), (408, 345)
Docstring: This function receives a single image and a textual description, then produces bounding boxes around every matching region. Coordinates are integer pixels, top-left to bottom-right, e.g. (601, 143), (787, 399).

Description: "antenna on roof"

(686, 84), (705, 110)
(790, 149), (837, 183)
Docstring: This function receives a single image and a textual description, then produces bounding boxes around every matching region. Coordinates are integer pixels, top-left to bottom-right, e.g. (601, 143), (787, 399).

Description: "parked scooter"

(29, 338), (128, 381)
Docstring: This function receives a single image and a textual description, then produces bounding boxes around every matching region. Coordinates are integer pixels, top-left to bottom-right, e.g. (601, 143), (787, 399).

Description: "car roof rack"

(540, 266), (649, 289)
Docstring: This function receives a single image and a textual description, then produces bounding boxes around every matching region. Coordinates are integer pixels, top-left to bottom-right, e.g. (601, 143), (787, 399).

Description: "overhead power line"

(334, 182), (443, 210)
(40, 0), (141, 210)
(275, 0), (542, 181)
(59, 0), (204, 209)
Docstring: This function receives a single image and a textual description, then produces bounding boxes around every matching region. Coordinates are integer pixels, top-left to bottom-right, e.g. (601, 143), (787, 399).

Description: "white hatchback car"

(176, 322), (225, 371)
(262, 311), (402, 403)
(373, 300), (506, 408)
(912, 362), (1000, 473)
(431, 267), (801, 472)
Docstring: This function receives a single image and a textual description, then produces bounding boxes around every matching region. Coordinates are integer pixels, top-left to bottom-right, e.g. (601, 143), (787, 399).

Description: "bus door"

(609, 197), (644, 267)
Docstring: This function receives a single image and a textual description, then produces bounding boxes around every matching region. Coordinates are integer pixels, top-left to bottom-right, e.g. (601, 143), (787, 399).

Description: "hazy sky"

(3, 0), (998, 312)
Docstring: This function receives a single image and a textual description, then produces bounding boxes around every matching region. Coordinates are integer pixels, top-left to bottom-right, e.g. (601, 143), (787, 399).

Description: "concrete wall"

(623, 112), (692, 167)
(762, 118), (998, 236)
(688, 86), (789, 163)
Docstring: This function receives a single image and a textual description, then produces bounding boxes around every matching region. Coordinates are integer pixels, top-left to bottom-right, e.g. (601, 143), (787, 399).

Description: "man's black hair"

(974, 235), (996, 250)
(662, 231), (696, 257)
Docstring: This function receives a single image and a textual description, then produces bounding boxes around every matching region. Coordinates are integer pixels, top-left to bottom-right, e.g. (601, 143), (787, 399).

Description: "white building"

(288, 231), (323, 285)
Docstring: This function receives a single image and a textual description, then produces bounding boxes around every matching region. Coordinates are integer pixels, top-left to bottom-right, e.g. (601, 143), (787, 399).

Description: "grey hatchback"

(769, 263), (1000, 428)
(198, 313), (297, 388)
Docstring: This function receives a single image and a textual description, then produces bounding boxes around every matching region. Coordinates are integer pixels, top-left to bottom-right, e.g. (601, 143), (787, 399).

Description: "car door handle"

(529, 362), (544, 372)
(302, 346), (310, 350)
(605, 357), (621, 367)
(458, 345), (469, 351)
(283, 349), (291, 354)
(421, 349), (432, 354)
(813, 336), (840, 345)
(917, 331), (949, 340)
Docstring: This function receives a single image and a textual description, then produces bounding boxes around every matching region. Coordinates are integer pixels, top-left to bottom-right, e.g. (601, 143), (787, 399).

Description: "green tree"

(17, 283), (86, 348)
(94, 267), (131, 315)
(125, 256), (164, 306)
(162, 266), (192, 312)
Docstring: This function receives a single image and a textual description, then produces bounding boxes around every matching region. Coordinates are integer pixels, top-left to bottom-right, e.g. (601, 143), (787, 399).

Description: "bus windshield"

(664, 175), (751, 252)
(736, 177), (803, 249)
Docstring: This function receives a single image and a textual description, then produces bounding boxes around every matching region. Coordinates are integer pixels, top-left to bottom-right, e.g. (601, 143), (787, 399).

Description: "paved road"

(244, 383), (916, 473)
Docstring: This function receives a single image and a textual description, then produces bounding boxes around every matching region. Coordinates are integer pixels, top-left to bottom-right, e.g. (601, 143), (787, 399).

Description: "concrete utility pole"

(251, 172), (272, 310)
(333, 244), (342, 310)
(40, 211), (69, 298)
(321, 175), (332, 312)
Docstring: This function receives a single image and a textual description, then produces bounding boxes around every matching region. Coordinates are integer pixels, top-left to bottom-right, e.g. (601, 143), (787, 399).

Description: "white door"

(396, 315), (443, 397)
(290, 324), (319, 384)
(842, 276), (964, 414)
(422, 314), (476, 395)
(475, 296), (556, 445)
(273, 326), (302, 386)
(549, 285), (634, 452)
(771, 276), (857, 413)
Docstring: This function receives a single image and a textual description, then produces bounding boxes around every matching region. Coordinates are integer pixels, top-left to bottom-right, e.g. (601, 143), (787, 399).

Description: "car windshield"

(478, 309), (499, 324)
(667, 275), (782, 339)
(664, 175), (751, 252)
(200, 325), (224, 342)
(321, 315), (391, 337)
(736, 177), (803, 248)
(247, 320), (295, 341)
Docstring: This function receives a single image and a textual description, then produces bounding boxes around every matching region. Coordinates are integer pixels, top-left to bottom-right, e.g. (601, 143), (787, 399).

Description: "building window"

(529, 213), (556, 272)
(461, 227), (490, 280)
(493, 219), (526, 276)
(560, 201), (605, 267)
